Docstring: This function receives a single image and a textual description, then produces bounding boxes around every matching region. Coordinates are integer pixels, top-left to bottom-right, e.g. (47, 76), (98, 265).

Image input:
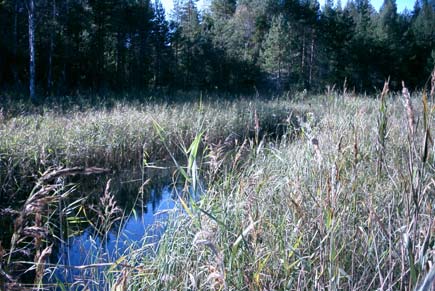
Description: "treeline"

(0, 0), (434, 99)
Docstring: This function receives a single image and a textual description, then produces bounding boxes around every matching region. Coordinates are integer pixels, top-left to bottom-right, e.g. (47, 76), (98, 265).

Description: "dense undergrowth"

(2, 87), (435, 290)
(113, 89), (435, 290)
(0, 97), (296, 203)
(0, 95), (300, 290)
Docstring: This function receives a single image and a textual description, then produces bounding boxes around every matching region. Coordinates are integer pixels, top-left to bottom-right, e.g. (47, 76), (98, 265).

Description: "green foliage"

(0, 0), (434, 97)
(0, 96), (296, 202)
(211, 0), (236, 18)
(260, 14), (292, 89)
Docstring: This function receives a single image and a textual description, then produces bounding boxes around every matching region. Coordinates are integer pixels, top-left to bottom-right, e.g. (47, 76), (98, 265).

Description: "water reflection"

(52, 185), (176, 283)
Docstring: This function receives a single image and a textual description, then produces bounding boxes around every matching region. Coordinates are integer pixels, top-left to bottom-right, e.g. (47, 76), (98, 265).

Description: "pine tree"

(151, 0), (170, 87)
(260, 14), (291, 89)
(172, 0), (203, 88)
(344, 0), (379, 89)
(412, 0), (435, 77)
(318, 0), (353, 86)
(26, 0), (36, 102)
(375, 0), (400, 85)
(211, 0), (236, 18)
(379, 0), (398, 38)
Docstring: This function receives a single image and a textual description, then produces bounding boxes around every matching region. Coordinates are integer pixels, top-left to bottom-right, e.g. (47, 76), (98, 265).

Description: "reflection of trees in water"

(63, 168), (176, 240)
(0, 167), (177, 288)
(47, 170), (177, 285)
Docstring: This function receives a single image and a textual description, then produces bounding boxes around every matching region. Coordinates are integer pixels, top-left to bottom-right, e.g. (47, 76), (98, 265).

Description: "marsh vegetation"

(2, 80), (435, 290)
(1, 0), (435, 289)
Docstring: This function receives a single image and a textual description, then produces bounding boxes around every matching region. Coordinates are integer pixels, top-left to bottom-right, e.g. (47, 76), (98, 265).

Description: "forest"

(0, 0), (434, 101)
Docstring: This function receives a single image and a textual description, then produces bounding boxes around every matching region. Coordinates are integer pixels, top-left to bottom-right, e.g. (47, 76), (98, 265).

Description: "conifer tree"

(260, 15), (291, 89)
(211, 0), (236, 18)
(151, 0), (170, 87)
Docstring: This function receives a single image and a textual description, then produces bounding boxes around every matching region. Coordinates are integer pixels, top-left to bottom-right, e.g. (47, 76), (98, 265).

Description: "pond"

(0, 167), (198, 290)
(49, 182), (181, 285)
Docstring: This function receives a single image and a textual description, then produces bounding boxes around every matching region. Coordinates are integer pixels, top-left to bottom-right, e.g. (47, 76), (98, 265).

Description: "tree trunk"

(47, 0), (56, 94)
(95, 6), (105, 89)
(12, 0), (19, 85)
(277, 50), (282, 90)
(27, 0), (36, 102)
(301, 30), (305, 73)
(116, 31), (124, 87)
(153, 45), (161, 88)
(309, 29), (315, 88)
(62, 0), (70, 89)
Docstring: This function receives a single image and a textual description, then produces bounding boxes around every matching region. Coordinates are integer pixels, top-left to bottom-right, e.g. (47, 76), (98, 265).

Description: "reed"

(3, 89), (435, 290)
(122, 90), (435, 290)
(0, 97), (297, 202)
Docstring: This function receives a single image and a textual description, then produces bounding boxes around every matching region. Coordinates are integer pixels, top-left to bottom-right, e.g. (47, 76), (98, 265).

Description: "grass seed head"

(402, 81), (415, 136)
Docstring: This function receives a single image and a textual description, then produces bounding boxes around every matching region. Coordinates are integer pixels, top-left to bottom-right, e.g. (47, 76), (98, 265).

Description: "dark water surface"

(50, 183), (178, 284)
(1, 167), (201, 289)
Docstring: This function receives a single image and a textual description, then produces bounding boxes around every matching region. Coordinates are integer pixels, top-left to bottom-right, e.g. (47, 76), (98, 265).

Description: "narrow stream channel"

(1, 165), (204, 289)
(50, 184), (178, 284)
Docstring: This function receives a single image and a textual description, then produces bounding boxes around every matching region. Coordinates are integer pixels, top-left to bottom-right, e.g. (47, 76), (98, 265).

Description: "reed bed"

(115, 89), (435, 290)
(3, 86), (435, 290)
(0, 98), (295, 201)
(0, 96), (299, 290)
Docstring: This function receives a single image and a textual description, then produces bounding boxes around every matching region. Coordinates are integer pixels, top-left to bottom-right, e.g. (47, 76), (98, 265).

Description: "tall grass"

(113, 91), (435, 290)
(3, 89), (435, 290)
(1, 95), (300, 290)
(0, 97), (297, 201)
